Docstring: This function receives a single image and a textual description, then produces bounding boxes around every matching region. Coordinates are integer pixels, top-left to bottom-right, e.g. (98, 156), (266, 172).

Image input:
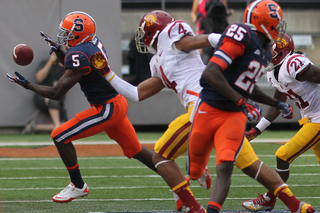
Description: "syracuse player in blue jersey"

(7, 11), (156, 203)
(187, 0), (314, 213)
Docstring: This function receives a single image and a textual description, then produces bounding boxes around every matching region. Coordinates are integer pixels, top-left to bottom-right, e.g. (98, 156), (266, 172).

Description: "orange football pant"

(51, 94), (142, 158)
(188, 101), (246, 180)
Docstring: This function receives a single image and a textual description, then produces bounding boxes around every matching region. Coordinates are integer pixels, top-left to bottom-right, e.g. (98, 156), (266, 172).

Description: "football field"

(0, 131), (319, 213)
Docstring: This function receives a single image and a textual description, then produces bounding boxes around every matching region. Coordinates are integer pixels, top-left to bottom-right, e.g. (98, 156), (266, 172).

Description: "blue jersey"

(200, 23), (271, 111)
(64, 37), (118, 105)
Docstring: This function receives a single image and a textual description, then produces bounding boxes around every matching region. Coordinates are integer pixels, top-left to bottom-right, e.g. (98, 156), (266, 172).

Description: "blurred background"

(1, 0), (319, 133)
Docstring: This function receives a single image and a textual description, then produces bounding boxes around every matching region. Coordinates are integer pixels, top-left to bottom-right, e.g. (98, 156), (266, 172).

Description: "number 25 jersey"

(200, 23), (271, 111)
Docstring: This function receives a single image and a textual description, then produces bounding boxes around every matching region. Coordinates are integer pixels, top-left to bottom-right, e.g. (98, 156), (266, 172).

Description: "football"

(12, 44), (34, 66)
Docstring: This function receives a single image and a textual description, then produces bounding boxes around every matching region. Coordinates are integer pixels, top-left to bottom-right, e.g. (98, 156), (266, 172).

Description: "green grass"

(0, 131), (318, 213)
(0, 130), (296, 143)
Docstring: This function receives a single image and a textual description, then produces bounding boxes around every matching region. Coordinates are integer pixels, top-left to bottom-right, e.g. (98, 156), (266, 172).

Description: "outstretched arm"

(106, 74), (165, 102)
(175, 33), (221, 53)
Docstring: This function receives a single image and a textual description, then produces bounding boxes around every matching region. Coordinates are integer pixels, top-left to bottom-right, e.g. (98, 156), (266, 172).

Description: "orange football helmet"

(244, 0), (286, 41)
(135, 10), (175, 54)
(57, 11), (96, 49)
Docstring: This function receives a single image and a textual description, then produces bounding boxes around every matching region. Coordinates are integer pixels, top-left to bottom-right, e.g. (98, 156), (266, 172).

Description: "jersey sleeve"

(65, 50), (91, 70)
(165, 21), (195, 47)
(284, 54), (312, 79)
(209, 24), (248, 70)
(149, 56), (159, 78)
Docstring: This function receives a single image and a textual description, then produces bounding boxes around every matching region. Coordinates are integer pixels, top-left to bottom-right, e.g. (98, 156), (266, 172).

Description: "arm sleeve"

(108, 73), (140, 102)
(208, 33), (221, 48)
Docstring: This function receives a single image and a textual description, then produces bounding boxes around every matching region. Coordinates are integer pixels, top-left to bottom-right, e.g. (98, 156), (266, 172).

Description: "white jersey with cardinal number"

(149, 21), (206, 109)
(267, 53), (320, 123)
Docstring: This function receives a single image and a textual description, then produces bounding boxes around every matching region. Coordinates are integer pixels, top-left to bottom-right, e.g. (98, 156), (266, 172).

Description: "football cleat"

(242, 193), (276, 212)
(52, 182), (89, 203)
(297, 202), (315, 213)
(197, 167), (212, 190)
(186, 206), (207, 213)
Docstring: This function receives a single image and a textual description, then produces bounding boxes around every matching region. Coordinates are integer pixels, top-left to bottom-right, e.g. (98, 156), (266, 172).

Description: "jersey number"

(289, 57), (304, 71)
(72, 54), (80, 67)
(225, 24), (247, 41)
(235, 61), (265, 94)
(284, 89), (309, 109)
(159, 66), (177, 93)
(168, 21), (187, 37)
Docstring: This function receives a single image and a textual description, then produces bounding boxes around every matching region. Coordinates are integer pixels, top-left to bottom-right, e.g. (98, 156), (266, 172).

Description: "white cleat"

(52, 182), (89, 203)
(197, 167), (212, 190)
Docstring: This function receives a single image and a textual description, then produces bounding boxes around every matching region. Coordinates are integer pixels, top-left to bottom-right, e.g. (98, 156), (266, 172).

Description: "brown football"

(12, 44), (34, 66)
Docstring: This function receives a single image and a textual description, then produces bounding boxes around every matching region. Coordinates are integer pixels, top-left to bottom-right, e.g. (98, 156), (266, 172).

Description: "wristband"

(208, 33), (221, 48)
(256, 117), (271, 132)
(105, 70), (116, 82)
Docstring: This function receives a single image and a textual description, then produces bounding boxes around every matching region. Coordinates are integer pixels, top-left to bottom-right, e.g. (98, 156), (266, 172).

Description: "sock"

(207, 201), (221, 213)
(67, 163), (84, 189)
(274, 184), (300, 212)
(172, 180), (201, 211)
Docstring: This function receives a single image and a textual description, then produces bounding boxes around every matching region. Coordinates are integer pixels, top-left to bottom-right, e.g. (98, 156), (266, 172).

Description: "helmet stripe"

(246, 0), (263, 24)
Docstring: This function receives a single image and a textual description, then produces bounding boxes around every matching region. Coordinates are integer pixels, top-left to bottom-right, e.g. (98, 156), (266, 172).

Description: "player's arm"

(246, 89), (289, 141)
(175, 33), (221, 53)
(28, 68), (86, 100)
(296, 64), (320, 83)
(202, 38), (245, 102)
(202, 62), (242, 102)
(250, 84), (282, 107)
(106, 73), (165, 102)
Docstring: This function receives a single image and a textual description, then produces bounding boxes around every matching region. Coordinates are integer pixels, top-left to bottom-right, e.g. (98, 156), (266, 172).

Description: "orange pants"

(51, 94), (142, 158)
(188, 101), (247, 180)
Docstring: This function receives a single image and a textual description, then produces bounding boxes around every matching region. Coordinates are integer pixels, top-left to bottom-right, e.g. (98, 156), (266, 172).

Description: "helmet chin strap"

(261, 24), (274, 41)
(147, 46), (157, 54)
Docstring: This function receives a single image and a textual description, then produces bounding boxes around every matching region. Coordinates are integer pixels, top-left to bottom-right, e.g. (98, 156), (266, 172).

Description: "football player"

(7, 11), (157, 203)
(243, 33), (320, 211)
(95, 10), (219, 213)
(187, 1), (315, 213)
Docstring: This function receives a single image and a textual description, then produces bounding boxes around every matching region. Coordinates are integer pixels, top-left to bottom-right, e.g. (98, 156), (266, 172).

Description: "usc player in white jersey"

(102, 10), (220, 213)
(243, 33), (320, 212)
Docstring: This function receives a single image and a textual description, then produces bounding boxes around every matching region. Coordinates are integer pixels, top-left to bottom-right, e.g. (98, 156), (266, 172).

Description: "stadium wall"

(0, 1), (319, 131)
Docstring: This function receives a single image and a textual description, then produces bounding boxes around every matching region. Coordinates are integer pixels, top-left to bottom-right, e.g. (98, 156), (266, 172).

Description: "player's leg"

(50, 95), (129, 202)
(240, 136), (315, 212)
(276, 123), (320, 181)
(208, 110), (246, 212)
(106, 115), (156, 172)
(153, 107), (205, 212)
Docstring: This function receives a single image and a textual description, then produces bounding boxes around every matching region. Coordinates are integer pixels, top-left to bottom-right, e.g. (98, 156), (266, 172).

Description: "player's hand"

(6, 71), (30, 89)
(237, 98), (262, 121)
(275, 101), (294, 119)
(40, 31), (60, 54)
(245, 127), (261, 141)
(91, 52), (111, 77)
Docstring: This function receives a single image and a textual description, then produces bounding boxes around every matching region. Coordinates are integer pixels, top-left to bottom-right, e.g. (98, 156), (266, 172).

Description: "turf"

(0, 131), (319, 213)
